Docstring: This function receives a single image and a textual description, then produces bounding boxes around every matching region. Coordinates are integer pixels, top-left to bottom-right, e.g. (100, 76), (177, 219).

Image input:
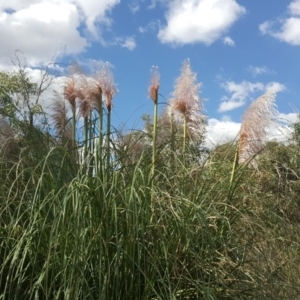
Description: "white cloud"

(289, 0), (300, 15)
(139, 20), (159, 34)
(266, 125), (291, 144)
(274, 114), (299, 144)
(158, 0), (246, 45)
(223, 36), (235, 46)
(205, 117), (240, 148)
(119, 37), (137, 50)
(260, 0), (300, 45)
(248, 65), (274, 77)
(0, 0), (40, 11)
(278, 112), (299, 124)
(128, 0), (141, 13)
(218, 99), (244, 112)
(205, 113), (296, 148)
(148, 0), (164, 10)
(0, 0), (123, 68)
(273, 18), (300, 45)
(265, 82), (286, 93)
(103, 36), (137, 50)
(219, 81), (265, 112)
(129, 4), (140, 14)
(219, 80), (286, 112)
(0, 2), (87, 66)
(70, 0), (120, 38)
(259, 21), (272, 35)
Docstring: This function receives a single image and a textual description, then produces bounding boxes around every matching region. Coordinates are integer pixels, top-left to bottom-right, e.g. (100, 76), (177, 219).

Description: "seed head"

(94, 62), (117, 112)
(63, 76), (77, 110)
(167, 59), (205, 139)
(149, 66), (160, 104)
(51, 91), (71, 139)
(239, 91), (278, 167)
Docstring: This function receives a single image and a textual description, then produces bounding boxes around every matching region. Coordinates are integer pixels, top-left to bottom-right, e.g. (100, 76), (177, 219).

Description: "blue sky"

(1, 0), (299, 145)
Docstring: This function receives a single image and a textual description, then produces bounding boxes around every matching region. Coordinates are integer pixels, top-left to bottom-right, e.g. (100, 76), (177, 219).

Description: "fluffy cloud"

(265, 82), (286, 93)
(72, 0), (120, 38)
(0, 0), (122, 67)
(118, 37), (137, 50)
(219, 81), (264, 112)
(248, 65), (274, 77)
(289, 0), (300, 15)
(0, 0), (40, 11)
(139, 21), (159, 34)
(259, 0), (300, 45)
(223, 36), (235, 46)
(219, 80), (286, 112)
(0, 2), (87, 66)
(158, 0), (246, 45)
(266, 122), (295, 144)
(148, 0), (164, 10)
(129, 2), (140, 14)
(205, 117), (240, 148)
(278, 112), (299, 124)
(205, 113), (296, 148)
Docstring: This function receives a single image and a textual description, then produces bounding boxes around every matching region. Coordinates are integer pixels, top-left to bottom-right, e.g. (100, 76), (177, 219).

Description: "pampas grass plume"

(95, 62), (117, 112)
(149, 66), (160, 104)
(167, 58), (205, 140)
(239, 91), (278, 167)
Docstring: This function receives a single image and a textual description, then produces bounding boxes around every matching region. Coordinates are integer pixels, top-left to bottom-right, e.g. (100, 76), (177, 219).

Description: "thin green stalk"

(89, 110), (94, 177)
(170, 113), (174, 151)
(84, 116), (88, 171)
(89, 110), (93, 153)
(229, 141), (239, 196)
(151, 100), (158, 179)
(149, 65), (160, 186)
(71, 107), (76, 161)
(150, 99), (158, 219)
(106, 107), (111, 180)
(183, 114), (187, 155)
(170, 112), (175, 173)
(97, 91), (103, 179)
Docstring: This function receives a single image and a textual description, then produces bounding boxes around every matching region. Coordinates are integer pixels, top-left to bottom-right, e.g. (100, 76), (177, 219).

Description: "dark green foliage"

(292, 115), (300, 146)
(1, 58), (300, 299)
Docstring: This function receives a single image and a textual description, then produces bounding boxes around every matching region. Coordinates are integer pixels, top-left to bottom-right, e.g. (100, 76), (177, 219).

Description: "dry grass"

(239, 91), (278, 167)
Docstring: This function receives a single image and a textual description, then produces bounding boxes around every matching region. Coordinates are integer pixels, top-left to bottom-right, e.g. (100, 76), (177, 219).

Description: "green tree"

(0, 53), (53, 131)
(0, 53), (55, 162)
(292, 114), (300, 146)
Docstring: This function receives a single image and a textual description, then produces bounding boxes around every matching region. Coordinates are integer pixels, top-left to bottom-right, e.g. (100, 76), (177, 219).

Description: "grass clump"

(0, 58), (300, 299)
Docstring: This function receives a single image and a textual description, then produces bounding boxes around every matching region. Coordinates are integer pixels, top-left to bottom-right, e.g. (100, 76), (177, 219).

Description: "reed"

(149, 66), (160, 181)
(1, 60), (299, 300)
(238, 91), (277, 168)
(167, 59), (205, 155)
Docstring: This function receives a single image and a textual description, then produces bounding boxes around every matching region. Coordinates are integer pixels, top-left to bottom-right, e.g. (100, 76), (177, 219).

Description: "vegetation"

(0, 56), (300, 299)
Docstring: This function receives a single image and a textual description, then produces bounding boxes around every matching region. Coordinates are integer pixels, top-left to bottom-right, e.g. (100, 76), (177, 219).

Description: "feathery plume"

(63, 76), (77, 111)
(63, 63), (85, 111)
(86, 77), (102, 111)
(51, 91), (71, 140)
(239, 91), (278, 167)
(149, 66), (160, 103)
(94, 62), (117, 112)
(167, 59), (205, 140)
(75, 74), (94, 118)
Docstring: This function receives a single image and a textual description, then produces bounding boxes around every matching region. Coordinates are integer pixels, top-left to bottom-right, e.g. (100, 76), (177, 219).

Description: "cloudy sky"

(1, 0), (299, 146)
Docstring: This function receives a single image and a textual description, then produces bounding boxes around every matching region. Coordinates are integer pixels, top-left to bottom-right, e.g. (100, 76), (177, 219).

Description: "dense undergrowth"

(1, 58), (300, 299)
(1, 131), (300, 299)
